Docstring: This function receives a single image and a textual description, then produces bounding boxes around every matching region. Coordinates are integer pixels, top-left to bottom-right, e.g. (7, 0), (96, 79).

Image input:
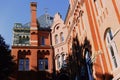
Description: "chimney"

(30, 2), (38, 46)
(30, 2), (37, 28)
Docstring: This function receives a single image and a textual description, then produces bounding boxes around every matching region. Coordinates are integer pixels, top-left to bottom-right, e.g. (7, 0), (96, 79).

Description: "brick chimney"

(30, 2), (37, 28)
(30, 2), (38, 46)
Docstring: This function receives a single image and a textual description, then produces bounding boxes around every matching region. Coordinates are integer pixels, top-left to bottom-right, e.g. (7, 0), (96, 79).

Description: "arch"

(26, 36), (29, 39)
(22, 35), (25, 38)
(18, 50), (22, 54)
(52, 23), (61, 33)
(42, 50), (45, 53)
(37, 50), (41, 53)
(103, 27), (111, 40)
(55, 54), (60, 59)
(46, 50), (50, 55)
(37, 50), (42, 55)
(18, 50), (22, 55)
(27, 50), (31, 55)
(104, 28), (119, 69)
(23, 50), (26, 54)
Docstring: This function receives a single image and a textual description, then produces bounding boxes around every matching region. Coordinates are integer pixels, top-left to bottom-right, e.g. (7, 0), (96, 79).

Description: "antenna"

(44, 8), (48, 14)
(44, 8), (49, 27)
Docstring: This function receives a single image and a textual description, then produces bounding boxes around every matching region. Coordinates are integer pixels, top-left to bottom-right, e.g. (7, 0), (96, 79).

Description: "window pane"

(109, 30), (113, 40)
(19, 59), (24, 71)
(25, 59), (29, 71)
(39, 59), (44, 70)
(41, 36), (45, 45)
(60, 32), (64, 42)
(106, 29), (118, 69)
(57, 56), (60, 68)
(45, 59), (48, 70)
(110, 46), (118, 68)
(55, 35), (58, 44)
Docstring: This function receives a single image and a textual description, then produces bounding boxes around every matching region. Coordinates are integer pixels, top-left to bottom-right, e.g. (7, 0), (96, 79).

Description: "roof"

(14, 13), (54, 29)
(37, 13), (53, 28)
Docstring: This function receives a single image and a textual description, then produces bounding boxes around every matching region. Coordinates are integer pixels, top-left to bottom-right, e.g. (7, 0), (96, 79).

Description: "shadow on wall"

(56, 35), (113, 80)
(16, 50), (53, 80)
(56, 35), (93, 80)
(17, 66), (53, 80)
(95, 71), (113, 80)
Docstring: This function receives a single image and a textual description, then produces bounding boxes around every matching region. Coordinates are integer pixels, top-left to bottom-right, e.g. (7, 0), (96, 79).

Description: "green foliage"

(0, 34), (16, 80)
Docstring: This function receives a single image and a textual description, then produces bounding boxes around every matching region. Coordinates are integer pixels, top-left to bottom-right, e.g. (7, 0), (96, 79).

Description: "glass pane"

(19, 59), (24, 71)
(109, 30), (113, 40)
(45, 59), (48, 69)
(41, 36), (45, 45)
(57, 56), (60, 68)
(55, 35), (58, 44)
(25, 59), (29, 71)
(39, 59), (44, 70)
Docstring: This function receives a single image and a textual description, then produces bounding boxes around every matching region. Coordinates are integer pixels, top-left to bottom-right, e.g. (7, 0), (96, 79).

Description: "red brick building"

(12, 2), (54, 80)
(12, 0), (120, 80)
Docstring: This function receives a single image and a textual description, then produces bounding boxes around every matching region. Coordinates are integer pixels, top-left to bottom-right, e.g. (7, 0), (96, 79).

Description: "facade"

(12, 2), (54, 80)
(51, 0), (120, 80)
(51, 13), (68, 71)
(11, 0), (120, 80)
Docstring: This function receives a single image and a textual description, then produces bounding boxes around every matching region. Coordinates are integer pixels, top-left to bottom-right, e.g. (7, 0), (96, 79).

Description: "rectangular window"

(39, 59), (44, 70)
(41, 36), (45, 45)
(19, 59), (24, 71)
(25, 59), (29, 71)
(38, 59), (48, 71)
(18, 59), (29, 71)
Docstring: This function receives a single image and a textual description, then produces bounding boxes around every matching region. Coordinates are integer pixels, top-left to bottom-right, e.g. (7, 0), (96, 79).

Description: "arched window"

(60, 32), (64, 42)
(105, 29), (118, 68)
(57, 56), (60, 69)
(19, 36), (22, 43)
(55, 34), (58, 44)
(61, 54), (66, 68)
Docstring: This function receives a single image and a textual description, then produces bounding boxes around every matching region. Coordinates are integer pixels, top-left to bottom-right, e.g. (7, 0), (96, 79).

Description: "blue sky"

(0, 0), (69, 46)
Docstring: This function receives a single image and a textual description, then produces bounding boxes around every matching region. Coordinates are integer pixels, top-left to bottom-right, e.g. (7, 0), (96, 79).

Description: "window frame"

(18, 58), (29, 71)
(41, 36), (45, 45)
(60, 32), (64, 42)
(55, 34), (58, 44)
(38, 59), (48, 71)
(105, 29), (118, 69)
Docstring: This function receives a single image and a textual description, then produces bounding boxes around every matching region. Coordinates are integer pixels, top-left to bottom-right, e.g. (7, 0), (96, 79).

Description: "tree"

(0, 34), (16, 80)
(58, 36), (93, 80)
